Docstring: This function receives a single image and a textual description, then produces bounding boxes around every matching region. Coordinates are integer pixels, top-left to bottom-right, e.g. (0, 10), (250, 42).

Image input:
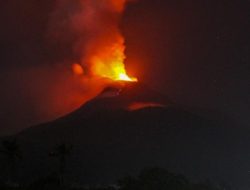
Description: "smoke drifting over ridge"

(0, 0), (135, 134)
(44, 0), (136, 118)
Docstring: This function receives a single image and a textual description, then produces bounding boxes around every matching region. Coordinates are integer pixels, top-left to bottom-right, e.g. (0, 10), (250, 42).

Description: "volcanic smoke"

(29, 0), (138, 127)
(2, 0), (140, 134)
(51, 0), (137, 82)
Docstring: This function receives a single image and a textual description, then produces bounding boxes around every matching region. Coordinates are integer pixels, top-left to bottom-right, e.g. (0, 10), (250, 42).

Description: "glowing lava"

(128, 102), (166, 111)
(70, 0), (137, 82)
(89, 36), (138, 82)
(118, 73), (136, 82)
(73, 39), (137, 82)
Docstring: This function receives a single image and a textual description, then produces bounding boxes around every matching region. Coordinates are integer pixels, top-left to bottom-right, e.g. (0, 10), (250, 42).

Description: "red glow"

(72, 63), (84, 75)
(128, 102), (166, 111)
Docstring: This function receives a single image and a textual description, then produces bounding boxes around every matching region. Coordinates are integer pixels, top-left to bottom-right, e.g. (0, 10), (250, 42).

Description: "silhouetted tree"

(118, 167), (190, 190)
(49, 143), (73, 186)
(118, 167), (226, 190)
(192, 180), (224, 190)
(0, 138), (21, 185)
(27, 174), (60, 190)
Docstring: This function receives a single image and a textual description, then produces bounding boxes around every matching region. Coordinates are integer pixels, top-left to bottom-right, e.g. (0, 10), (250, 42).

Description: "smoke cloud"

(0, 0), (133, 134)
(48, 0), (132, 79)
(0, 65), (105, 134)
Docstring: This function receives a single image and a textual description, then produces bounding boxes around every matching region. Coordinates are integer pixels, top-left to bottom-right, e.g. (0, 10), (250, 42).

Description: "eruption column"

(72, 0), (137, 81)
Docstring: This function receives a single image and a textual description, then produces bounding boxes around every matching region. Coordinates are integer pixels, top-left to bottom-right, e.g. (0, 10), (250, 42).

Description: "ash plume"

(0, 0), (135, 135)
(48, 0), (132, 79)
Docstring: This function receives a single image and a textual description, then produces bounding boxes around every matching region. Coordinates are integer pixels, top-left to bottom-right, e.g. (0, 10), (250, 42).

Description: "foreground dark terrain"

(1, 83), (249, 189)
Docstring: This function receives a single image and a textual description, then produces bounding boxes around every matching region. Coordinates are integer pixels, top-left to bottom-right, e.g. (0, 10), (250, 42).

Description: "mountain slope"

(3, 82), (249, 188)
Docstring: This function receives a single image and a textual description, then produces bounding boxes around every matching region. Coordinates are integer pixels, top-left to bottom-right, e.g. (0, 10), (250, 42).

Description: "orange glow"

(90, 36), (137, 82)
(72, 63), (84, 75)
(71, 0), (137, 82)
(128, 102), (166, 111)
(110, 0), (127, 12)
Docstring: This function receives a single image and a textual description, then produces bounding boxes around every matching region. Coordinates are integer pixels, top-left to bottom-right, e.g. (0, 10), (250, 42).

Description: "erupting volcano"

(69, 0), (137, 82)
(0, 0), (249, 189)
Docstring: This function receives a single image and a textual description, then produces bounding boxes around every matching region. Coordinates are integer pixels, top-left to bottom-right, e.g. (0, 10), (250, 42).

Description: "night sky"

(0, 0), (249, 135)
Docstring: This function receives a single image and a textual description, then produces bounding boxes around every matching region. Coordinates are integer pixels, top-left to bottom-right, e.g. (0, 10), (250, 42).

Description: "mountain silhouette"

(1, 82), (249, 188)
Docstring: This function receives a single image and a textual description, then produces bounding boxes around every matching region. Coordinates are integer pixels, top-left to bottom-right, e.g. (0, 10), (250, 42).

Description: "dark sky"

(123, 0), (250, 122)
(0, 0), (250, 135)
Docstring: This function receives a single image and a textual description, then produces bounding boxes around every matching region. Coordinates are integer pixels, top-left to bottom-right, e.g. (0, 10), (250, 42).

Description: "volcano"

(3, 82), (250, 187)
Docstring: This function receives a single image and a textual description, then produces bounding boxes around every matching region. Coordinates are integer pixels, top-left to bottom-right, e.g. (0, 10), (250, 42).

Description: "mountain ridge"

(1, 82), (249, 188)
